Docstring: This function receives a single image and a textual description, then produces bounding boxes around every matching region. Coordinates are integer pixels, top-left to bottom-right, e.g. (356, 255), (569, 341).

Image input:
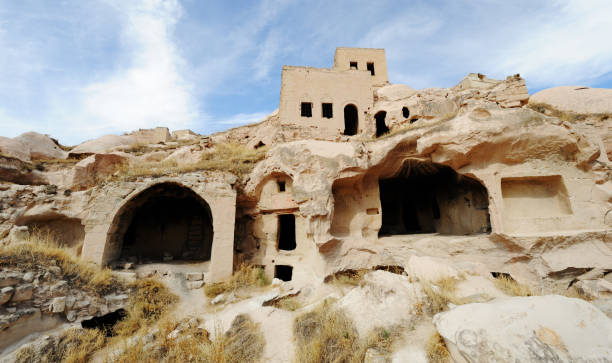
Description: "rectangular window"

(277, 180), (286, 192)
(300, 102), (312, 117)
(322, 103), (333, 118)
(350, 61), (358, 70)
(367, 62), (375, 76)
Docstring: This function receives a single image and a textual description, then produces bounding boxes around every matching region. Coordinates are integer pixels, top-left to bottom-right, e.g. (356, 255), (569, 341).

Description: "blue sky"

(1, 0), (611, 145)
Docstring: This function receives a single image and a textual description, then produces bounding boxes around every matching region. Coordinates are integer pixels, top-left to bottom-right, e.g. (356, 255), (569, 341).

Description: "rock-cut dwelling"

(2, 47), (610, 289)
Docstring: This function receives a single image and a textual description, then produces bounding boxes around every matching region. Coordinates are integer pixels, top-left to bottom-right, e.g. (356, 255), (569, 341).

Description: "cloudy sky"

(1, 0), (611, 145)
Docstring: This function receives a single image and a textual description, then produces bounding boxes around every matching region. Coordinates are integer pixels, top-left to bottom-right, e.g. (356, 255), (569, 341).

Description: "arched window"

(344, 104), (358, 136)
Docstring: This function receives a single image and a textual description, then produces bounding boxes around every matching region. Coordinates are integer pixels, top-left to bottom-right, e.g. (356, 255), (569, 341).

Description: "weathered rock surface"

(0, 137), (30, 162)
(433, 295), (612, 362)
(72, 153), (129, 190)
(338, 270), (423, 336)
(14, 132), (67, 160)
(530, 86), (612, 114)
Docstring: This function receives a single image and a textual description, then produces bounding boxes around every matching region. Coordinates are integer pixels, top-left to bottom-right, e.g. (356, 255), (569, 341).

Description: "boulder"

(14, 132), (67, 160)
(50, 297), (66, 313)
(0, 286), (14, 305)
(530, 86), (612, 114)
(433, 295), (612, 362)
(375, 84), (417, 102)
(11, 284), (34, 302)
(128, 127), (171, 144)
(70, 134), (137, 154)
(72, 153), (128, 190)
(338, 270), (423, 336)
(0, 136), (30, 161)
(172, 129), (199, 140)
(406, 256), (459, 283)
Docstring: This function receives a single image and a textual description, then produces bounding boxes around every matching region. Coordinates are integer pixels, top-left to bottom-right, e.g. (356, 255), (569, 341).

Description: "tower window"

(301, 102), (312, 117)
(278, 181), (286, 192)
(367, 62), (375, 76)
(322, 103), (333, 118)
(350, 61), (358, 70)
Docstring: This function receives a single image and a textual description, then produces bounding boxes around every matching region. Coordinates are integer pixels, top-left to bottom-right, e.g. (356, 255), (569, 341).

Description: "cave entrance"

(379, 160), (490, 236)
(344, 104), (358, 136)
(375, 111), (389, 137)
(278, 214), (296, 251)
(114, 183), (213, 262)
(275, 265), (293, 281)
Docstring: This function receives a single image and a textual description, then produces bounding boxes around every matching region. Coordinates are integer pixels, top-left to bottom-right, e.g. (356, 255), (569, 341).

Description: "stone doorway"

(344, 104), (358, 136)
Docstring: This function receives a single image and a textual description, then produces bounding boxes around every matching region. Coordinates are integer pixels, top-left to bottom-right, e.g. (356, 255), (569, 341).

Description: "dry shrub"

(426, 332), (451, 363)
(205, 264), (269, 298)
(0, 233), (118, 295)
(294, 302), (361, 363)
(16, 327), (105, 363)
(274, 296), (301, 311)
(293, 301), (401, 363)
(113, 279), (178, 337)
(118, 143), (269, 180)
(420, 277), (467, 315)
(493, 275), (532, 297)
(324, 269), (369, 286)
(114, 314), (264, 363)
(528, 102), (612, 123)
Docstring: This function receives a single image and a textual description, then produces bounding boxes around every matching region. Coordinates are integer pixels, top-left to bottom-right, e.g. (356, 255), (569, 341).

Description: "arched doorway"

(375, 111), (389, 137)
(344, 104), (358, 136)
(108, 183), (213, 262)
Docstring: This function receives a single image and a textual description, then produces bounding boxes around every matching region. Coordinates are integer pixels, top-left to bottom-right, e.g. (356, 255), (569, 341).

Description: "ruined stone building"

(1, 47), (610, 290)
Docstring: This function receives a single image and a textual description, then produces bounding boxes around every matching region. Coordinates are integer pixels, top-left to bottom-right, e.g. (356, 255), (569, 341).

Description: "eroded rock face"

(13, 132), (67, 160)
(530, 86), (612, 114)
(433, 295), (612, 362)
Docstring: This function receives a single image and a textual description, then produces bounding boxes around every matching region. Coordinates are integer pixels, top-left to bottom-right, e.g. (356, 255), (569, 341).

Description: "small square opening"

(301, 102), (312, 117)
(367, 62), (375, 76)
(277, 180), (286, 192)
(274, 265), (293, 281)
(349, 61), (358, 70)
(322, 103), (333, 118)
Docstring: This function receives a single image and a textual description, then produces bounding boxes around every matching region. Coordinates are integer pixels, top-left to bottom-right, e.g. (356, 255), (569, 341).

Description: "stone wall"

(80, 173), (237, 283)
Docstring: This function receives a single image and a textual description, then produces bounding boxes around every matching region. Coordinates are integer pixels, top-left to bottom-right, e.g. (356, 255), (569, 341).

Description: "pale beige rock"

(70, 134), (138, 154)
(14, 132), (67, 160)
(434, 295), (612, 362)
(338, 270), (423, 336)
(530, 86), (612, 114)
(0, 137), (30, 161)
(72, 153), (129, 190)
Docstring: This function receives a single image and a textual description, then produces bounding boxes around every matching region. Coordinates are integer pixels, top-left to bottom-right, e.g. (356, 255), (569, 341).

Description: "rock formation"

(0, 47), (611, 361)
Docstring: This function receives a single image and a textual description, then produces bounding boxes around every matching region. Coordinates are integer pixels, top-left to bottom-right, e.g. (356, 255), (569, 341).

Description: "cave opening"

(114, 183), (213, 262)
(275, 265), (293, 281)
(379, 160), (490, 236)
(375, 111), (389, 137)
(278, 214), (296, 251)
(81, 309), (126, 336)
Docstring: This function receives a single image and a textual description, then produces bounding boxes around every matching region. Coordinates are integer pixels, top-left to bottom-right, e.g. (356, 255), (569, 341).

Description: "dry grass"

(324, 269), (369, 286)
(560, 285), (593, 301)
(0, 232), (119, 295)
(16, 327), (106, 363)
(113, 279), (178, 337)
(293, 301), (401, 363)
(425, 332), (451, 363)
(205, 264), (270, 298)
(117, 143), (269, 180)
(528, 102), (612, 123)
(493, 275), (532, 297)
(113, 314), (265, 363)
(420, 277), (466, 315)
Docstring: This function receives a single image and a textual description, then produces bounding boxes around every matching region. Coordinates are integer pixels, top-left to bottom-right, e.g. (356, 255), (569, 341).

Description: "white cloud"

(215, 111), (272, 126)
(496, 0), (612, 88)
(76, 0), (199, 135)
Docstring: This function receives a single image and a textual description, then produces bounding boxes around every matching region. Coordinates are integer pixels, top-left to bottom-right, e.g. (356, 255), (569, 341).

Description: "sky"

(1, 0), (611, 145)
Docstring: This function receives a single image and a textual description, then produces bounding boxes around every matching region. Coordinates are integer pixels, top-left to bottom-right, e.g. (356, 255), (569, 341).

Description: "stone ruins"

(1, 47), (611, 361)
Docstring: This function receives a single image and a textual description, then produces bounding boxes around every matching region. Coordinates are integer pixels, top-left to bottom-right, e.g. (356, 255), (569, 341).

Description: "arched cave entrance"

(375, 111), (389, 137)
(344, 104), (358, 136)
(379, 160), (490, 236)
(110, 183), (213, 262)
